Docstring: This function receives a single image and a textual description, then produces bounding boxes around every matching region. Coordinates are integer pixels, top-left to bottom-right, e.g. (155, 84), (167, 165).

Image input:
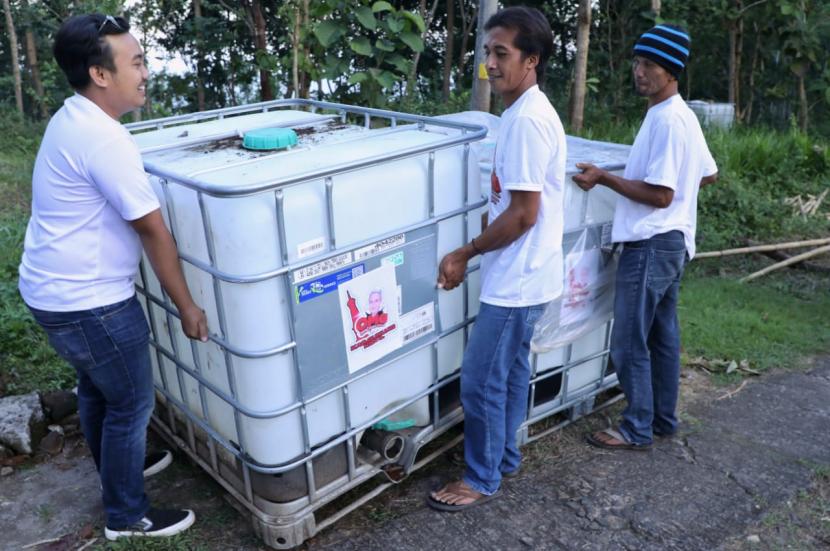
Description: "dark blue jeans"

(461, 302), (544, 495)
(28, 295), (153, 528)
(611, 230), (687, 446)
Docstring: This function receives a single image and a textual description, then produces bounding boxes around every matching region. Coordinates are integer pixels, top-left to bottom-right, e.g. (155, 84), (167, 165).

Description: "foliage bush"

(0, 209), (74, 396)
(698, 128), (830, 250)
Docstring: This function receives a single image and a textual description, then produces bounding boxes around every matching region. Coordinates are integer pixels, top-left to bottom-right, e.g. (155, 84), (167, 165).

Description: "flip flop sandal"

(426, 481), (502, 513)
(585, 428), (652, 451)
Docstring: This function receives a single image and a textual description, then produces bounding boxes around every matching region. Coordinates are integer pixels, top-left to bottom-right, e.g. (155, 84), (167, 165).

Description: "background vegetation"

(0, 0), (828, 395)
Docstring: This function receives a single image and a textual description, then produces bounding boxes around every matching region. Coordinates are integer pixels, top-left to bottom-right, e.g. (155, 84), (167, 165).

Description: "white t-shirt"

(19, 94), (160, 311)
(612, 94), (717, 259)
(480, 85), (566, 307)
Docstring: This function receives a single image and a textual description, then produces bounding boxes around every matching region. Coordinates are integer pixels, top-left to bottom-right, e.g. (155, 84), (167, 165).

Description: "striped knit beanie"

(633, 24), (690, 78)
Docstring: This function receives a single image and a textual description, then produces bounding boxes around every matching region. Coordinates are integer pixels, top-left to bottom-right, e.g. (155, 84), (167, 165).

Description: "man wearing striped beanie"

(573, 24), (719, 451)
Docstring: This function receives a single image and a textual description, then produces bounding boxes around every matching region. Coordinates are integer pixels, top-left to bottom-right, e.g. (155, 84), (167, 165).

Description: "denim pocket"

(40, 321), (94, 367)
(98, 297), (150, 350)
(646, 248), (686, 293)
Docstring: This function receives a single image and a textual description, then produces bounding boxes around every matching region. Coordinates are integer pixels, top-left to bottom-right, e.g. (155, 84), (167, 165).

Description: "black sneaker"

(143, 450), (173, 478)
(105, 508), (195, 540)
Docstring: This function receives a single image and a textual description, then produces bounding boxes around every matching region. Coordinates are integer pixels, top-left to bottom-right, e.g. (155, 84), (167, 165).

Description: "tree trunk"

(743, 24), (760, 124)
(728, 1), (744, 115)
(651, 0), (661, 18)
(23, 29), (46, 118)
(291, 4), (299, 98)
(456, 0), (477, 84)
(569, 0), (591, 133)
(471, 0), (497, 111)
(405, 0), (439, 99)
(249, 0), (272, 101)
(193, 0), (206, 111)
(3, 0), (24, 114)
(797, 74), (808, 132)
(442, 0), (454, 101)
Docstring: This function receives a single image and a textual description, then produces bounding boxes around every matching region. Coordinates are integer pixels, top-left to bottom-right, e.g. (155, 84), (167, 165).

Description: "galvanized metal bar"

(325, 177), (336, 250)
(427, 152), (435, 218)
(462, 141), (470, 206)
(346, 436), (357, 480)
(305, 460), (317, 501)
(275, 190), (289, 266)
(141, 127), (487, 198)
(197, 190), (249, 459)
(150, 362), (465, 474)
(242, 463), (254, 503)
(171, 199), (487, 286)
(137, 264), (170, 396)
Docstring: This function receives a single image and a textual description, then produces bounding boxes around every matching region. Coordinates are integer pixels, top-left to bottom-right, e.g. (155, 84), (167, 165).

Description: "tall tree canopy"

(1, 0), (829, 135)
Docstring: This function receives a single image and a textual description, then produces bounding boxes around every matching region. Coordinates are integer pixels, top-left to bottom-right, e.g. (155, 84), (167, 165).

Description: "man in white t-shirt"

(573, 24), (718, 450)
(428, 7), (565, 511)
(18, 14), (207, 539)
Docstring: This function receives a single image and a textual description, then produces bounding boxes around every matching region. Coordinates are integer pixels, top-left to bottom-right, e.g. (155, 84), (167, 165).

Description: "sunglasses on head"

(97, 15), (123, 34)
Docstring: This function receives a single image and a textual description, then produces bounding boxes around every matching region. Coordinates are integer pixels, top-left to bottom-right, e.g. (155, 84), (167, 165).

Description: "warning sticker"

(354, 234), (406, 261)
(292, 252), (353, 284)
(400, 302), (435, 344)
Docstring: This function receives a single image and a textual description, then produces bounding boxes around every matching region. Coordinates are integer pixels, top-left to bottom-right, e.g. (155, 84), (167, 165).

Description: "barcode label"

(355, 234), (406, 261)
(297, 237), (326, 259)
(292, 252), (353, 283)
(399, 302), (435, 344)
(403, 324), (432, 341)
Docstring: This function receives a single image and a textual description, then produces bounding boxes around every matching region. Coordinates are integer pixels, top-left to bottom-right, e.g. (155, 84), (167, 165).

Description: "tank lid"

(242, 127), (299, 151)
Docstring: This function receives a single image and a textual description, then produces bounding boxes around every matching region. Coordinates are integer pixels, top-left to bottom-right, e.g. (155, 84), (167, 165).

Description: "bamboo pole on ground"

(696, 237), (830, 259)
(740, 244), (830, 283)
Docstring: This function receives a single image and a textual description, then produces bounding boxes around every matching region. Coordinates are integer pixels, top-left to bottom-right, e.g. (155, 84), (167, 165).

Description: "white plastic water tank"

(133, 104), (484, 466)
(687, 100), (735, 129)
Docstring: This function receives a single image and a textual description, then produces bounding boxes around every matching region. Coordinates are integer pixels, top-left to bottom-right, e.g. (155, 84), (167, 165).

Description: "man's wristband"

(470, 237), (483, 256)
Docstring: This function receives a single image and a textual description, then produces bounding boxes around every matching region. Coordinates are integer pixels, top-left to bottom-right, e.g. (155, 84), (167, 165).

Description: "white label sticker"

(292, 252), (353, 284)
(400, 302), (435, 344)
(297, 237), (326, 259)
(355, 234), (406, 261)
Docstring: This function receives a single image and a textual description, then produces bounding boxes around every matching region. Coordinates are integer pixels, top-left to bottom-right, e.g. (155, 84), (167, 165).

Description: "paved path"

(305, 360), (830, 550)
(2, 360), (828, 550)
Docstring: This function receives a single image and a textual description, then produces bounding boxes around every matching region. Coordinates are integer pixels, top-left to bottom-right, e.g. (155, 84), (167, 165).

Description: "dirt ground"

(2, 359), (829, 550)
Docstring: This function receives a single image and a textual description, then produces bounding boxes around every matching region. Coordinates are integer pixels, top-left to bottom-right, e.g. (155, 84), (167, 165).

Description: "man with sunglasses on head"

(573, 25), (718, 452)
(18, 14), (206, 540)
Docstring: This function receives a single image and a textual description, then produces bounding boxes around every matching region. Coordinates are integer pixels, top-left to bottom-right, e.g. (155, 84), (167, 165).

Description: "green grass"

(0, 110), (73, 396)
(679, 263), (830, 380)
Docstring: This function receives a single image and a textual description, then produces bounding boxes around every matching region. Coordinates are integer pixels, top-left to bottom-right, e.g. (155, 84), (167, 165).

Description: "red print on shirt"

(490, 169), (501, 204)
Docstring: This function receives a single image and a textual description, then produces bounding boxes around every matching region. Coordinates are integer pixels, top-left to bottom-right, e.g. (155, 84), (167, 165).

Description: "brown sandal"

(585, 428), (652, 451)
(427, 480), (501, 512)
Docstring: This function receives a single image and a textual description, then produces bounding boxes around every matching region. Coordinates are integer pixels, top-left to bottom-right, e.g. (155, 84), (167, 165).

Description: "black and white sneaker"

(105, 508), (195, 540)
(143, 450), (173, 478)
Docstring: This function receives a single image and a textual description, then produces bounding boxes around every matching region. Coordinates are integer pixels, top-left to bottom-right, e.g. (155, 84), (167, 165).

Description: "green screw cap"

(242, 127), (298, 151)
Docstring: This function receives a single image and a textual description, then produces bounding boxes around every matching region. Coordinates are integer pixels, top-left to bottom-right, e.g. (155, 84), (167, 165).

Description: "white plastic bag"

(531, 226), (617, 353)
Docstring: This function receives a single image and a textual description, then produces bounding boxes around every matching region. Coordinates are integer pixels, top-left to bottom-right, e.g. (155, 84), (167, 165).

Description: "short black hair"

(484, 6), (553, 83)
(54, 14), (130, 90)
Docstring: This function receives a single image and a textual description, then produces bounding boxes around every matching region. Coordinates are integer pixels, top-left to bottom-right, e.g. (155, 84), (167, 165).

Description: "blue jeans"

(611, 230), (687, 446)
(28, 295), (153, 528)
(461, 302), (544, 495)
